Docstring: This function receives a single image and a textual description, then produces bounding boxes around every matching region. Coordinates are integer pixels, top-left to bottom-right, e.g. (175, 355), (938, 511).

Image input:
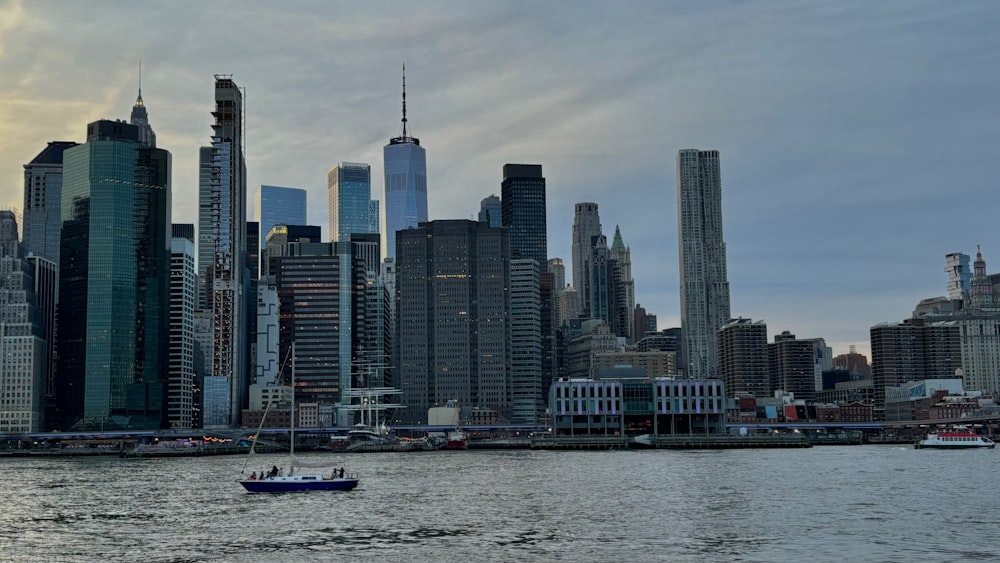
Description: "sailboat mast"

(290, 341), (295, 458)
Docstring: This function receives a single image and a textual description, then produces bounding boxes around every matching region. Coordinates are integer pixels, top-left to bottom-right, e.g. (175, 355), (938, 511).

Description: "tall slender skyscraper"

(168, 226), (197, 429)
(197, 75), (247, 427)
(383, 65), (427, 261)
(253, 185), (307, 248)
(328, 162), (378, 242)
(571, 202), (602, 311)
(501, 164), (547, 269)
(677, 149), (730, 378)
(57, 120), (171, 431)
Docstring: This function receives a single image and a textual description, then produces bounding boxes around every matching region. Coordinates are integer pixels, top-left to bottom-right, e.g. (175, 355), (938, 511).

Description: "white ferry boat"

(915, 428), (996, 450)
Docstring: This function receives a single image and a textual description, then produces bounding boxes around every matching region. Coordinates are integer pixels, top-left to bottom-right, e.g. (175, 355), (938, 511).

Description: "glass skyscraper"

(253, 185), (307, 248)
(328, 162), (378, 242)
(501, 164), (547, 269)
(383, 67), (427, 261)
(57, 120), (171, 431)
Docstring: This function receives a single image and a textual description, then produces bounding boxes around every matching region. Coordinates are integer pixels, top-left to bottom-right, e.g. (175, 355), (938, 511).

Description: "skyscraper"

(677, 149), (730, 378)
(328, 162), (378, 242)
(571, 202), (602, 310)
(253, 185), (307, 249)
(197, 75), (247, 427)
(0, 211), (46, 433)
(383, 66), (427, 261)
(168, 225), (197, 429)
(22, 142), (78, 264)
(268, 239), (366, 426)
(610, 226), (635, 343)
(57, 120), (171, 431)
(501, 164), (547, 269)
(396, 220), (510, 423)
(510, 258), (542, 423)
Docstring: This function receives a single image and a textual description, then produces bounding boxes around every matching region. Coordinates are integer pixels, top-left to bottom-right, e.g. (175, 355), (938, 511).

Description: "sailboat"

(238, 343), (359, 493)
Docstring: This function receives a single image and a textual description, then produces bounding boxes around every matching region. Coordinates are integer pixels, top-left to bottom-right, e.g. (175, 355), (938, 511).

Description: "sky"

(2, 0), (999, 358)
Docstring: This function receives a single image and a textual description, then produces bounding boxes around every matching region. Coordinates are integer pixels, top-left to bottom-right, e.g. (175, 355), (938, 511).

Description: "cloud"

(2, 1), (1000, 357)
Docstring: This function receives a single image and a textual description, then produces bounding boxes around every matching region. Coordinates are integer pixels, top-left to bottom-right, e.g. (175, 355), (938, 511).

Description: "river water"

(0, 446), (997, 562)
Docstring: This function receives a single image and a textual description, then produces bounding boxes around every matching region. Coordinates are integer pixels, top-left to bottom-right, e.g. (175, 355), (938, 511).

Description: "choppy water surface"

(1, 446), (997, 562)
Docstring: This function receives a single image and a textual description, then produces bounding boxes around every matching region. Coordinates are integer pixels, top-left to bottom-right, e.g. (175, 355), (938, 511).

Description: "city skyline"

(2, 2), (1000, 356)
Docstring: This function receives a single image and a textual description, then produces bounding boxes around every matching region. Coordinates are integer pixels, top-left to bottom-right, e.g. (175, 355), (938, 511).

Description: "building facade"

(510, 258), (542, 423)
(0, 212), (46, 433)
(718, 318), (769, 398)
(57, 120), (171, 431)
(197, 76), (247, 427)
(677, 149), (730, 378)
(501, 164), (547, 270)
(571, 202), (602, 312)
(253, 185), (307, 249)
(609, 226), (635, 343)
(328, 163), (378, 243)
(396, 220), (510, 423)
(383, 68), (427, 262)
(168, 229), (197, 429)
(22, 142), (78, 264)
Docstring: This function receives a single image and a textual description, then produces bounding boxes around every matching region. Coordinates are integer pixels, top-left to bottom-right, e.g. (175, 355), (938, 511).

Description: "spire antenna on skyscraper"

(401, 62), (408, 138)
(135, 58), (144, 108)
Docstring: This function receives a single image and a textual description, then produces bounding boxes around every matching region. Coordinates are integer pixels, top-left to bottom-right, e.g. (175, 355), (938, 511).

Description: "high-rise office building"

(22, 142), (78, 264)
(677, 149), (730, 378)
(610, 226), (635, 343)
(22, 142), (72, 422)
(396, 220), (510, 423)
(268, 240), (366, 426)
(510, 258), (542, 423)
(501, 164), (547, 270)
(0, 211), (46, 433)
(168, 226), (197, 429)
(718, 318), (769, 398)
(57, 120), (171, 431)
(571, 202), (602, 306)
(328, 163), (378, 243)
(479, 195), (501, 227)
(383, 66), (427, 261)
(253, 185), (307, 249)
(197, 75), (247, 427)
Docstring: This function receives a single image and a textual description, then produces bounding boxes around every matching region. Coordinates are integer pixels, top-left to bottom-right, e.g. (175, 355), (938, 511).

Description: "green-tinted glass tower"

(56, 120), (171, 431)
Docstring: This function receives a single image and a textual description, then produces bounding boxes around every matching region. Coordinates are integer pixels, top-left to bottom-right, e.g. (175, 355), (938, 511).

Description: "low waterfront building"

(884, 378), (967, 422)
(549, 376), (725, 436)
(591, 351), (676, 379)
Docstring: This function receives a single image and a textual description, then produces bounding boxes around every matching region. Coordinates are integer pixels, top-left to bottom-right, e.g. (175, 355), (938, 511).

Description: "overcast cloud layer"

(2, 0), (999, 357)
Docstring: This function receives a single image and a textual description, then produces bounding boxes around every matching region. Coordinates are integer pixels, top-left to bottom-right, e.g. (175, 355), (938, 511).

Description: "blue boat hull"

(239, 478), (359, 493)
